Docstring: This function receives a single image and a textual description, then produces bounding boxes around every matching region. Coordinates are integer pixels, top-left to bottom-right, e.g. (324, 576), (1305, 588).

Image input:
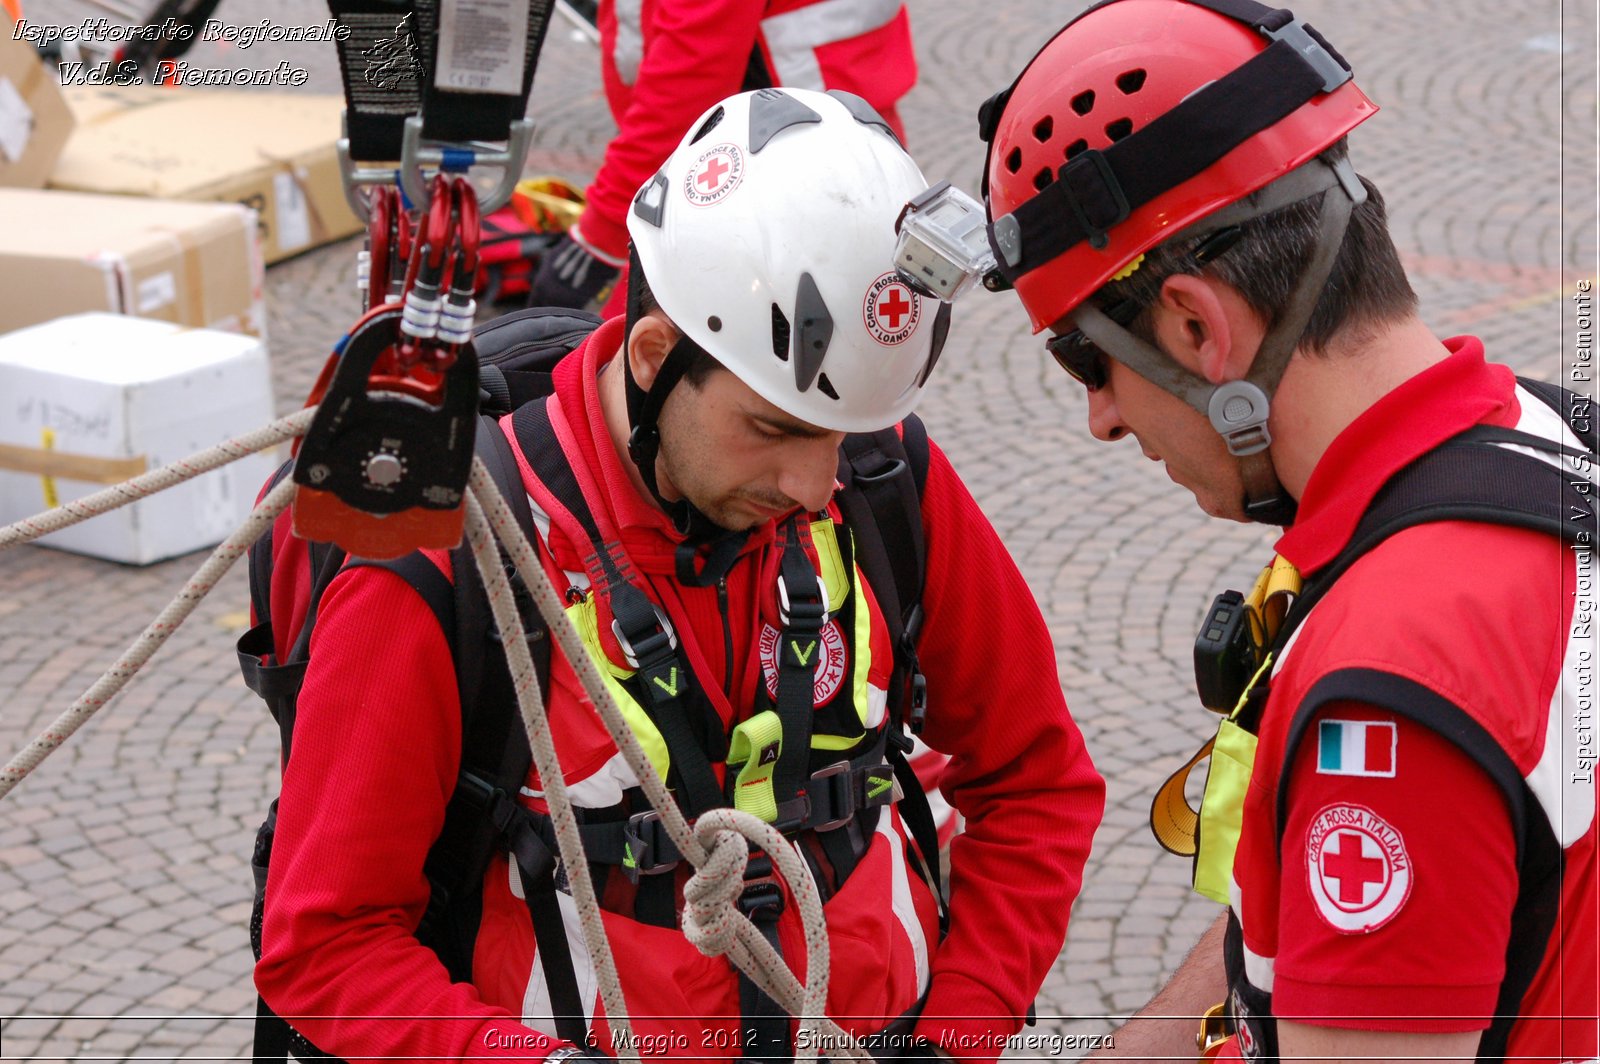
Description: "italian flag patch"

(1316, 719), (1397, 777)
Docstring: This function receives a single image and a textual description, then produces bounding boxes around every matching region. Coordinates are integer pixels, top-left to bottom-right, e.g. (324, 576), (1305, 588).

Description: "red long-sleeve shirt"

(255, 322), (1102, 1061)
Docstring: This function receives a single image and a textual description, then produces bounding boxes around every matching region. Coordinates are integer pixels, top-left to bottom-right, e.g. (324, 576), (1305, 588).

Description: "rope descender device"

(292, 174), (483, 560)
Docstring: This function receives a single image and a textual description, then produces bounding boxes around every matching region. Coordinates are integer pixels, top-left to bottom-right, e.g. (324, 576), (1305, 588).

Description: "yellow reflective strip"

(566, 598), (671, 782)
(849, 558), (872, 730)
(728, 710), (783, 822)
(810, 731), (864, 752)
(809, 516), (850, 611)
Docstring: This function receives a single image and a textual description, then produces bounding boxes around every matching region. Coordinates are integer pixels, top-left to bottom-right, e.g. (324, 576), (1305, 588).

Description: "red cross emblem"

(697, 155), (730, 191)
(1321, 831), (1387, 904)
(1305, 803), (1412, 933)
(863, 273), (921, 345)
(878, 288), (912, 329)
(683, 144), (744, 206)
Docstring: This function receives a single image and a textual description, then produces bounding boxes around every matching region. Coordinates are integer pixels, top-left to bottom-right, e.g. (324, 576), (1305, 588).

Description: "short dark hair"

(1093, 141), (1417, 356)
(631, 260), (723, 387)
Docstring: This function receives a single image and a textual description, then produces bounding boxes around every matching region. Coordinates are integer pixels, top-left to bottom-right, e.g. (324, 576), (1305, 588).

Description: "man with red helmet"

(978, 1), (1596, 1061)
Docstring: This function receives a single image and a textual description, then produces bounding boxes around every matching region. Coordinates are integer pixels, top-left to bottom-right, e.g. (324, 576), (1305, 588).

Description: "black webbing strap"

(484, 786), (590, 1046)
(328, 0), (552, 162)
(511, 398), (725, 815)
(408, 0), (552, 144)
(327, 0), (425, 162)
(738, 854), (792, 1064)
(252, 996), (292, 1064)
(772, 526), (824, 826)
(993, 38), (1330, 281)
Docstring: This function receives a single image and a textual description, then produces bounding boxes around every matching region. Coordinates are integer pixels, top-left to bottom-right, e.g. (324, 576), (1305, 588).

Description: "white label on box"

(0, 76), (33, 163)
(274, 170), (312, 252)
(137, 272), (177, 313)
(436, 0), (527, 95)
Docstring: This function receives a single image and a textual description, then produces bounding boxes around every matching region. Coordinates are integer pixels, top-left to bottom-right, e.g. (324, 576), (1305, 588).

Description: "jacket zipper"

(717, 575), (732, 695)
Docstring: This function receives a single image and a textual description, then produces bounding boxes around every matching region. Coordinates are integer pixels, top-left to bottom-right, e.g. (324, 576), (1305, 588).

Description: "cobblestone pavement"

(1, 0), (1595, 1059)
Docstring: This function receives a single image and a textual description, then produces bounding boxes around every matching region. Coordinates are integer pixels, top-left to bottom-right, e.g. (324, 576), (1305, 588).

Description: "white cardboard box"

(0, 313), (276, 565)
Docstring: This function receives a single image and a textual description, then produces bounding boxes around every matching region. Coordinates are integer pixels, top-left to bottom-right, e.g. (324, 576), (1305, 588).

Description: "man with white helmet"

(256, 87), (1103, 1062)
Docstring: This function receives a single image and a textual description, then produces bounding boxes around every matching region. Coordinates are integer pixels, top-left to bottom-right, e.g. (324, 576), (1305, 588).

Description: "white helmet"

(627, 88), (947, 433)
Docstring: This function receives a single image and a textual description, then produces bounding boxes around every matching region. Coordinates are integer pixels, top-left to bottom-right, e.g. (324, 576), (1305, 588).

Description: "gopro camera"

(894, 182), (997, 301)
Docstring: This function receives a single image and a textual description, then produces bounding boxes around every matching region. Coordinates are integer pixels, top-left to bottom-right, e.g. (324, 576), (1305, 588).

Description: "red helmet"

(982, 0), (1378, 332)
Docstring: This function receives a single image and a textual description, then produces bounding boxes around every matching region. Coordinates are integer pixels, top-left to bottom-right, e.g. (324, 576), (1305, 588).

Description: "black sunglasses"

(1045, 330), (1109, 391)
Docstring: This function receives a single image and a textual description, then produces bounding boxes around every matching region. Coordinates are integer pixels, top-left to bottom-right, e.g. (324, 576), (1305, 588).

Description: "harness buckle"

(908, 672), (928, 734)
(611, 606), (678, 669)
(1262, 18), (1352, 94)
(777, 574), (830, 627)
(737, 853), (785, 921)
(622, 811), (680, 882)
(806, 762), (856, 832)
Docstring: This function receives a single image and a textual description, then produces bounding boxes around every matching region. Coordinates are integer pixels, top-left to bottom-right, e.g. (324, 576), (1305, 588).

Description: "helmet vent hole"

(1032, 167), (1054, 192)
(1070, 90), (1095, 116)
(771, 304), (791, 362)
(816, 373), (840, 401)
(1005, 147), (1022, 174)
(1064, 138), (1089, 161)
(1105, 118), (1133, 142)
(1115, 69), (1147, 94)
(689, 106), (725, 144)
(707, 316), (723, 332)
(1031, 116), (1053, 143)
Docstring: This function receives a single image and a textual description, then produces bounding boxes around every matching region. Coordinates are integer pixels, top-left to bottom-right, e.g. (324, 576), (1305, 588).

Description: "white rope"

(0, 408), (314, 551)
(0, 474), (296, 800)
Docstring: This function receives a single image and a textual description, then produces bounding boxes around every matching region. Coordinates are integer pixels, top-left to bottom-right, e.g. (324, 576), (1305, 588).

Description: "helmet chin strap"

(1070, 154), (1366, 527)
(621, 248), (753, 570)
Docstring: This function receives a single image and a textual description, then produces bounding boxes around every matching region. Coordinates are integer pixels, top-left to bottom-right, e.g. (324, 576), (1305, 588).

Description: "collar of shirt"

(542, 316), (778, 575)
(1273, 336), (1519, 574)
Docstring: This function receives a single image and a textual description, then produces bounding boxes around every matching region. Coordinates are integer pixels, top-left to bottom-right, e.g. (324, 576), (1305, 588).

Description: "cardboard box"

(0, 187), (265, 338)
(0, 312), (276, 565)
(52, 86), (361, 263)
(0, 13), (76, 188)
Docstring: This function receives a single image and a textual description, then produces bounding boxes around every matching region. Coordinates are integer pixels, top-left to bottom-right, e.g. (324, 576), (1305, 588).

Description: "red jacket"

(1227, 340), (1597, 1060)
(579, 0), (918, 264)
(255, 318), (1103, 1062)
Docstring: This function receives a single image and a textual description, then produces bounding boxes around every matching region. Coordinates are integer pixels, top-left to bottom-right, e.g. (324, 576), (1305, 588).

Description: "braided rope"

(0, 474), (296, 800)
(0, 408), (313, 550)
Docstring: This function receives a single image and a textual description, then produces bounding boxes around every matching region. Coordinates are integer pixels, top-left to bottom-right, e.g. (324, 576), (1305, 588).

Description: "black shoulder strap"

(1519, 375), (1597, 451)
(836, 414), (930, 649)
(834, 416), (945, 916)
(1282, 426), (1590, 640)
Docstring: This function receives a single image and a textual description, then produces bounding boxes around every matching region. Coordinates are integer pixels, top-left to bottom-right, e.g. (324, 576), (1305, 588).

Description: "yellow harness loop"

(727, 710), (785, 823)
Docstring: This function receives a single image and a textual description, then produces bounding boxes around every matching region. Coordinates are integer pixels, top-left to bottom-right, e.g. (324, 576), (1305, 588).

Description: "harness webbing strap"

(327, 0), (427, 163)
(772, 526), (824, 825)
(409, 0), (552, 145)
(512, 398), (726, 815)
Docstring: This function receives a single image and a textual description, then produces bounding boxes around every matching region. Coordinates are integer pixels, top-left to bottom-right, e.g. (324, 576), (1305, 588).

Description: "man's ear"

(627, 314), (680, 389)
(1152, 274), (1240, 384)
